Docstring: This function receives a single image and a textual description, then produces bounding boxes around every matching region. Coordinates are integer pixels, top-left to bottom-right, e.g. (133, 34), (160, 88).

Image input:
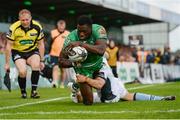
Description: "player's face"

(109, 40), (115, 48)
(57, 21), (66, 32)
(19, 13), (32, 28)
(77, 24), (91, 40)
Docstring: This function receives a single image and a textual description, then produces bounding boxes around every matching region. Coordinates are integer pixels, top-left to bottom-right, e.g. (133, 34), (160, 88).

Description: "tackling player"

(68, 57), (176, 103)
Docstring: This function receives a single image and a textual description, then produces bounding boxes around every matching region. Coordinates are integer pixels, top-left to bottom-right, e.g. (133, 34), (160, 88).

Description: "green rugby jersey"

(64, 24), (107, 77)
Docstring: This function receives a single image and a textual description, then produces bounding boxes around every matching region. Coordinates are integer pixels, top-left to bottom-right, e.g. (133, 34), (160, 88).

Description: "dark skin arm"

(59, 39), (107, 68)
(58, 48), (74, 68)
(65, 39), (107, 55)
(81, 40), (106, 55)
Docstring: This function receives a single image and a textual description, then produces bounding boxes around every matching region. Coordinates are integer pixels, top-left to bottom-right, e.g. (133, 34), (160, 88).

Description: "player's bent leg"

(27, 54), (40, 98)
(79, 83), (93, 105)
(15, 59), (27, 98)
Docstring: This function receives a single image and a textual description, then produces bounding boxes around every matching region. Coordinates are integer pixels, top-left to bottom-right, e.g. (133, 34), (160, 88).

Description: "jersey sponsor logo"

(19, 40), (33, 45)
(30, 33), (38, 36)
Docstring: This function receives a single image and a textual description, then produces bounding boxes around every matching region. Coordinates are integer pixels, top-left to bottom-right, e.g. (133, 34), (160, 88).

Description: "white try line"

(127, 82), (174, 90)
(127, 84), (154, 90)
(0, 84), (163, 111)
(0, 97), (68, 110)
(0, 109), (180, 116)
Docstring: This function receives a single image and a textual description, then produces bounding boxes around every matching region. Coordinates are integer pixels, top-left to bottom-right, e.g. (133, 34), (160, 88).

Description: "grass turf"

(0, 82), (179, 119)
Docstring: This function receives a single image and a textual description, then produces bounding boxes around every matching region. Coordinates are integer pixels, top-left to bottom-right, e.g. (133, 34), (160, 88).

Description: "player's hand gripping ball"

(68, 46), (88, 62)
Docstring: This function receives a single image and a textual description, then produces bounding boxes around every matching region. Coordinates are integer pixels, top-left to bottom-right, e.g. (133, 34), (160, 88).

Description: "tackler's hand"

(76, 74), (88, 83)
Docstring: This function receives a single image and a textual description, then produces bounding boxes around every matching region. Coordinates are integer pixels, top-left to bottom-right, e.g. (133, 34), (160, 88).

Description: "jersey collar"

(20, 20), (33, 32)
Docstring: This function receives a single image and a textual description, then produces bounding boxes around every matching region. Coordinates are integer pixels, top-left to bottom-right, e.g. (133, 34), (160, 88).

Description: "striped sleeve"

(6, 25), (15, 41)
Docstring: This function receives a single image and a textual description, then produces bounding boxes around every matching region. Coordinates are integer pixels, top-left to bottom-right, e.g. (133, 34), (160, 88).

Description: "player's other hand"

(40, 62), (45, 71)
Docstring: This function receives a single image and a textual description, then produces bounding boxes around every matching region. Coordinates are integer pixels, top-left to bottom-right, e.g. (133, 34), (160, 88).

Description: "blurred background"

(0, 0), (180, 89)
(0, 0), (180, 51)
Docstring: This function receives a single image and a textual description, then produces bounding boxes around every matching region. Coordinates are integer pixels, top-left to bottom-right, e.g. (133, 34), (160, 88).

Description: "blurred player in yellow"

(106, 40), (119, 77)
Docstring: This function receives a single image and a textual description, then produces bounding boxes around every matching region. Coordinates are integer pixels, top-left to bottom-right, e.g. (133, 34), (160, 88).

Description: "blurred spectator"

(169, 55), (176, 65)
(119, 55), (125, 62)
(146, 49), (155, 63)
(137, 47), (148, 77)
(154, 49), (162, 64)
(131, 46), (138, 62)
(161, 46), (171, 64)
(125, 53), (136, 62)
(174, 55), (180, 65)
(137, 47), (147, 63)
(118, 45), (136, 62)
(49, 20), (70, 88)
(106, 40), (119, 77)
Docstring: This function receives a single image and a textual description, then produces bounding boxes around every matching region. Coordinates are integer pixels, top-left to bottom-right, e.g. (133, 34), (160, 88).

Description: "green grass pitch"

(0, 82), (179, 119)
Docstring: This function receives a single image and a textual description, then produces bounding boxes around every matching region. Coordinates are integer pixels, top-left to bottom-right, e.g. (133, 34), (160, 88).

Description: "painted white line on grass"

(0, 84), (164, 111)
(0, 109), (180, 116)
(0, 97), (68, 110)
(127, 85), (155, 90)
(127, 82), (175, 90)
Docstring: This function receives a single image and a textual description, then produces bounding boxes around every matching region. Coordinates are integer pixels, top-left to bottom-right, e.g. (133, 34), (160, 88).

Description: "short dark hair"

(57, 19), (66, 26)
(77, 15), (93, 26)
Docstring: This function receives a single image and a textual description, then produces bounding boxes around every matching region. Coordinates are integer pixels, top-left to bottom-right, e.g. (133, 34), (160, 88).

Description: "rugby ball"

(68, 46), (88, 62)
